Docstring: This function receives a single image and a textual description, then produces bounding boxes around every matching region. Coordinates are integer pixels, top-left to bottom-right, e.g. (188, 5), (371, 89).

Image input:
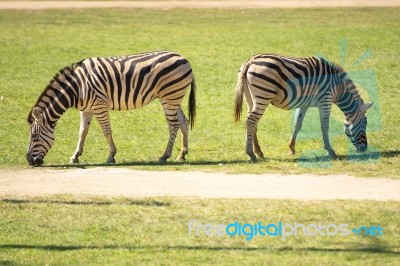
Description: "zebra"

(234, 54), (373, 163)
(27, 51), (196, 166)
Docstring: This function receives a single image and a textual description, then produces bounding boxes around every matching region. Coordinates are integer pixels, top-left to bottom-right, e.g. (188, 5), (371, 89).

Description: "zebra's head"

(344, 102), (373, 153)
(27, 107), (55, 166)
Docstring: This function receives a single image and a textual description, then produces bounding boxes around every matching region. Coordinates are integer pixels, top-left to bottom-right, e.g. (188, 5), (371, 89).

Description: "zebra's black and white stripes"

(27, 51), (196, 166)
(27, 51), (373, 166)
(234, 54), (372, 162)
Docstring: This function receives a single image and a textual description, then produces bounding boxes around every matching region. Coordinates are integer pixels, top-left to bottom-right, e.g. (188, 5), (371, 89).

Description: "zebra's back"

(74, 51), (193, 111)
(245, 54), (334, 110)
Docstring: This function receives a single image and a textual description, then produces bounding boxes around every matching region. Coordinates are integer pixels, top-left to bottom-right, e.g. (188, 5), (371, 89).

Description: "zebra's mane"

(331, 62), (345, 74)
(27, 64), (79, 124)
(330, 61), (364, 106)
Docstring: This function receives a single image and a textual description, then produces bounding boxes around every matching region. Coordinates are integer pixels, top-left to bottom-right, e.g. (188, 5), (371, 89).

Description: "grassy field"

(0, 7), (400, 177)
(1, 6), (400, 264)
(0, 196), (399, 265)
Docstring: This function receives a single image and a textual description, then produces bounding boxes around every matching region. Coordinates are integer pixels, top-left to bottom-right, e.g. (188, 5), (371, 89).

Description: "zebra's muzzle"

(27, 154), (43, 167)
(356, 144), (367, 153)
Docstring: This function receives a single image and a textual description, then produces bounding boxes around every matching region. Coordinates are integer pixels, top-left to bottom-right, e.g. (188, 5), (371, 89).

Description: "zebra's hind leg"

(159, 106), (180, 164)
(95, 109), (117, 164)
(70, 111), (93, 163)
(244, 96), (268, 163)
(253, 127), (264, 159)
(176, 107), (189, 161)
(246, 114), (261, 163)
(288, 107), (308, 155)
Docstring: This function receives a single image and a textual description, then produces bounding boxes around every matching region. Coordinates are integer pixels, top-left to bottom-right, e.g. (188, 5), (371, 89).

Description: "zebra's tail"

(188, 76), (196, 129)
(234, 60), (251, 123)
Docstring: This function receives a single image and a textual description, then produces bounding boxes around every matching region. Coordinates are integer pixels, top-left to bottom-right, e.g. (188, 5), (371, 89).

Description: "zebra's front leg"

(70, 112), (93, 163)
(318, 104), (337, 159)
(105, 134), (117, 164)
(95, 109), (117, 164)
(176, 107), (189, 161)
(288, 107), (308, 155)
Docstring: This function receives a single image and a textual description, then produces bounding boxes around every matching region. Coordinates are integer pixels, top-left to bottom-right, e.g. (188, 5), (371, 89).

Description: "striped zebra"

(27, 51), (196, 166)
(234, 54), (373, 162)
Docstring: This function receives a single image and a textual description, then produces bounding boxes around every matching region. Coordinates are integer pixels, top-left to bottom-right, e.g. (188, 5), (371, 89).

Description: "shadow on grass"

(379, 150), (400, 158)
(0, 198), (170, 207)
(40, 159), (246, 169)
(0, 244), (399, 254)
(35, 150), (400, 169)
(272, 150), (400, 163)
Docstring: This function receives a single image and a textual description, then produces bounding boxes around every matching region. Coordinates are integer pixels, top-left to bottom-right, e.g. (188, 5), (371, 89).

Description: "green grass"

(1, 7), (400, 177)
(0, 196), (399, 265)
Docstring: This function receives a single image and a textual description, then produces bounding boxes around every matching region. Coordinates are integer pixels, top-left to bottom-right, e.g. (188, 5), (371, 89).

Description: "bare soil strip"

(1, 168), (399, 200)
(0, 1), (399, 10)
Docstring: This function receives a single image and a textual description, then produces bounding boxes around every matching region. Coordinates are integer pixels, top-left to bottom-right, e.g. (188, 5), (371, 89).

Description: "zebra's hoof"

(328, 151), (338, 160)
(176, 154), (186, 162)
(247, 153), (257, 163)
(70, 158), (79, 164)
(106, 158), (116, 164)
(159, 157), (168, 164)
(248, 156), (258, 164)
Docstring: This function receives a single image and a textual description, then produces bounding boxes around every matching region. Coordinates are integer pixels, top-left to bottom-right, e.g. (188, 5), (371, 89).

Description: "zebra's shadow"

(297, 149), (395, 162)
(40, 159), (246, 169)
(39, 150), (400, 169)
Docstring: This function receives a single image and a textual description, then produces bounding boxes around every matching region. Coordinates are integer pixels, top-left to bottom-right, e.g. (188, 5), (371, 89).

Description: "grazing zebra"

(27, 51), (196, 166)
(234, 54), (372, 162)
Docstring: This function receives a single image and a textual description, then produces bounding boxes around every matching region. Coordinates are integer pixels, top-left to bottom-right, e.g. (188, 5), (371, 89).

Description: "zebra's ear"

(32, 107), (44, 124)
(361, 102), (373, 113)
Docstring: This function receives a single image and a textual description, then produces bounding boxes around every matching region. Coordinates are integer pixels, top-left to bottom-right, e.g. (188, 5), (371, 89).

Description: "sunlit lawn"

(0, 7), (399, 177)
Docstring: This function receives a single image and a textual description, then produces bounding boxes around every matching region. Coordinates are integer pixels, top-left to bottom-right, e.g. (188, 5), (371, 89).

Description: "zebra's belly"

(272, 95), (318, 110)
(109, 94), (158, 111)
(290, 96), (319, 109)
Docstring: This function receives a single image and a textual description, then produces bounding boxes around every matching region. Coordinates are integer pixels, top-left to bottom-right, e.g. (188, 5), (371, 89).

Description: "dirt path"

(0, 0), (399, 10)
(1, 168), (399, 200)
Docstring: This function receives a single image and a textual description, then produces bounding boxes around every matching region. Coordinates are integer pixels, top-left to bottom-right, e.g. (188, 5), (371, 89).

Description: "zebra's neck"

(33, 69), (79, 127)
(335, 79), (364, 124)
(329, 62), (364, 124)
